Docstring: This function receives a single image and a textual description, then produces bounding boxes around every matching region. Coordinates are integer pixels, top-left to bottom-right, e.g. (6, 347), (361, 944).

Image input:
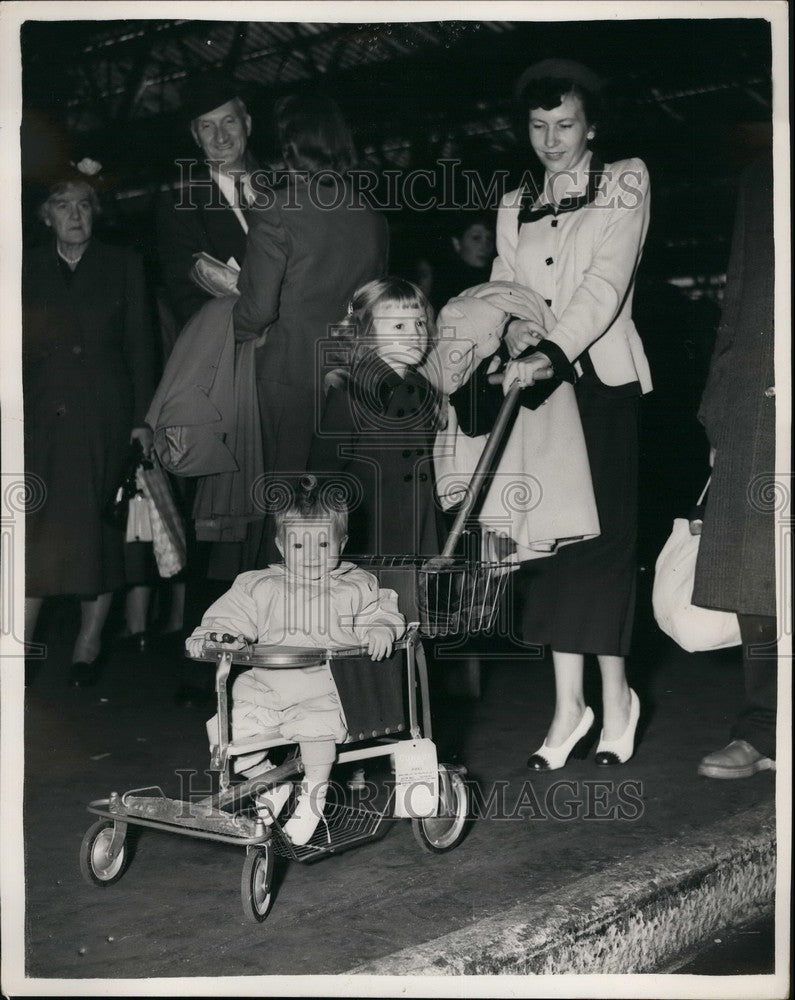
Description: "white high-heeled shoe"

(595, 689), (640, 766)
(527, 706), (595, 771)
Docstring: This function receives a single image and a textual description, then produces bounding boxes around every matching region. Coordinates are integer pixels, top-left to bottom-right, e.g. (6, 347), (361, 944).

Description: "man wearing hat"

(157, 73), (259, 329)
(156, 74), (262, 706)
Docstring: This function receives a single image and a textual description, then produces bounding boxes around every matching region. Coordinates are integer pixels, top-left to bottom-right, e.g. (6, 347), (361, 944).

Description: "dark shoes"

(68, 655), (105, 688)
(698, 739), (776, 779)
(115, 630), (149, 654)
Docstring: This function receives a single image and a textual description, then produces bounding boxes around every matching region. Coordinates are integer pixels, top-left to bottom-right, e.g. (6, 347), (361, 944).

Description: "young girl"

(185, 477), (405, 845)
(308, 277), (442, 559)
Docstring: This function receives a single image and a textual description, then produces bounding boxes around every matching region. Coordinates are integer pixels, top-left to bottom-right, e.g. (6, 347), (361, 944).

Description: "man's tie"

(232, 173), (251, 219)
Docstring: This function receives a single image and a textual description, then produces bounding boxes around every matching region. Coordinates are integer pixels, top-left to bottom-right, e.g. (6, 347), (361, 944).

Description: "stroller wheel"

(79, 820), (128, 886)
(241, 845), (274, 922)
(412, 766), (468, 853)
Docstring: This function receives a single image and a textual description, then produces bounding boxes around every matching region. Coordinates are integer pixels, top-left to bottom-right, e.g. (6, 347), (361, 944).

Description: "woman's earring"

(587, 131), (595, 141)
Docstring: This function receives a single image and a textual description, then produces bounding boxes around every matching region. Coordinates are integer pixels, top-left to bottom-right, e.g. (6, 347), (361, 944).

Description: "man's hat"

(182, 71), (246, 125)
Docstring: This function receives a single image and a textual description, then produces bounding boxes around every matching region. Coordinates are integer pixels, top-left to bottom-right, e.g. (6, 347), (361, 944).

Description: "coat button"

(764, 385), (775, 398)
(545, 257), (554, 266)
(544, 298), (552, 307)
(416, 448), (424, 456)
(406, 385), (415, 395)
(403, 474), (412, 482)
(72, 345), (83, 355)
(419, 473), (428, 482)
(551, 219), (559, 228)
(402, 449), (412, 458)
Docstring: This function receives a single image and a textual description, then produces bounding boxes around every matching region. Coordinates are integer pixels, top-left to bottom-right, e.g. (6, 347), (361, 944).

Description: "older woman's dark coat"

(23, 239), (155, 597)
(693, 156), (776, 618)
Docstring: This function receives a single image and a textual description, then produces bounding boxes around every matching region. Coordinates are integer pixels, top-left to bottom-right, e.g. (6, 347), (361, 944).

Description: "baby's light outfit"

(192, 562), (406, 764)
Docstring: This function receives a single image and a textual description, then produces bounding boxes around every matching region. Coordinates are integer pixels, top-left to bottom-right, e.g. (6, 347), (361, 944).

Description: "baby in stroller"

(186, 476), (406, 844)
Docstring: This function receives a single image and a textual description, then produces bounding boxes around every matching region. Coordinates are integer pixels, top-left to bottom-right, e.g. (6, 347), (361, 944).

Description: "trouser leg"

(730, 614), (777, 759)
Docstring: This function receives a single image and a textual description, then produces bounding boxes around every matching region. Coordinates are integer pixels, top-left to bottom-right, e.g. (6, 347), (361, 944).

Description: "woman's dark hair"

(519, 77), (602, 128)
(447, 212), (495, 242)
(275, 94), (357, 176)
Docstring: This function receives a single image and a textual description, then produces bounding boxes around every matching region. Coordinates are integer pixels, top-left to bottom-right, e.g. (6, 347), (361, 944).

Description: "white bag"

(126, 492), (153, 542)
(652, 481), (741, 653)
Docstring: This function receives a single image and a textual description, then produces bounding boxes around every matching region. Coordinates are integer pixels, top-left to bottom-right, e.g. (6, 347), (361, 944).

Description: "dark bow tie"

(518, 156), (604, 226)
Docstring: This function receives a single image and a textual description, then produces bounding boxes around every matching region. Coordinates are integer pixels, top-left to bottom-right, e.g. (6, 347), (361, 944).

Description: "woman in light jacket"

(494, 60), (652, 770)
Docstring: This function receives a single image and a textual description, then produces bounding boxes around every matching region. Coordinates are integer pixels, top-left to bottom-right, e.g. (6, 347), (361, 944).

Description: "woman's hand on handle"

(502, 353), (555, 394)
(504, 319), (545, 358)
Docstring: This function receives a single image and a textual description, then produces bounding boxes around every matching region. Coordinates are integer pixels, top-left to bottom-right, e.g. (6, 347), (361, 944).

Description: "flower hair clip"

(346, 300), (354, 316)
(73, 157), (103, 177)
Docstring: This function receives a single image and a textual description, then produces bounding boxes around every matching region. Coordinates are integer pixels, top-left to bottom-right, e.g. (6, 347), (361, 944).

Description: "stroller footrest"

(120, 795), (260, 838)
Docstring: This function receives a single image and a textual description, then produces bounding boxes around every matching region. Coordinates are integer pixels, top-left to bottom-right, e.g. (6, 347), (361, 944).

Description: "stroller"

(80, 384), (524, 922)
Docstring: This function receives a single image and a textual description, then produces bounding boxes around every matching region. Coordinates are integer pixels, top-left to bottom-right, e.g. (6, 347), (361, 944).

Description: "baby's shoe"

(254, 783), (293, 825)
(283, 781), (329, 846)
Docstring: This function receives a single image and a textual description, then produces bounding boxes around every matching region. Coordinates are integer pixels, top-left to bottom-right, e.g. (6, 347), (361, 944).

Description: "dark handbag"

(104, 440), (153, 528)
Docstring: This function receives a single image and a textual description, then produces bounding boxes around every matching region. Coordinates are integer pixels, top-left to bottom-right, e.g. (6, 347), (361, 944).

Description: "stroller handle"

(441, 383), (523, 558)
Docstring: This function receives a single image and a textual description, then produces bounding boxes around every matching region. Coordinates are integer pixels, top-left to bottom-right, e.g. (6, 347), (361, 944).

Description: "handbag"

(138, 458), (187, 578)
(652, 479), (741, 652)
(126, 482), (153, 543)
(104, 441), (149, 528)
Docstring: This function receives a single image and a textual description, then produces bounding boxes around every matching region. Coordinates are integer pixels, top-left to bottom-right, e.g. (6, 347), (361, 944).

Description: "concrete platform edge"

(349, 801), (776, 976)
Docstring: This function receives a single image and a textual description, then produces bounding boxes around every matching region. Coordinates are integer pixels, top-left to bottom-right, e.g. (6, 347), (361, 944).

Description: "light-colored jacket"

(431, 283), (600, 561)
(492, 155), (652, 393)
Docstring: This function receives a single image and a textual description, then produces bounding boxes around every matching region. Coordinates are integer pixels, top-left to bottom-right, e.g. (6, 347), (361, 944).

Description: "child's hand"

(367, 627), (394, 661)
(185, 636), (207, 659)
(185, 633), (247, 658)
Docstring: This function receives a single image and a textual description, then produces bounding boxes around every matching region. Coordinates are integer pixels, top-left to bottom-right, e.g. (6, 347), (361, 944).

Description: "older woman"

(23, 172), (155, 686)
(494, 60), (652, 769)
(234, 94), (389, 563)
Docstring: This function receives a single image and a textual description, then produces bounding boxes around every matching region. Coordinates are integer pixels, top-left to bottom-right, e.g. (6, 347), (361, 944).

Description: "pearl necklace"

(57, 246), (86, 266)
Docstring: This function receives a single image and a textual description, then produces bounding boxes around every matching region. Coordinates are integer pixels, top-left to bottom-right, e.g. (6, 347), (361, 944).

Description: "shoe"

(68, 655), (104, 688)
(116, 629), (149, 654)
(254, 783), (294, 825)
(698, 739), (776, 779)
(595, 688), (640, 766)
(283, 781), (329, 846)
(527, 706), (595, 771)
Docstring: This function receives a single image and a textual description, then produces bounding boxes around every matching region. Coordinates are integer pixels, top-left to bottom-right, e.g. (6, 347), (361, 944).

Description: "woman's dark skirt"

(518, 377), (640, 657)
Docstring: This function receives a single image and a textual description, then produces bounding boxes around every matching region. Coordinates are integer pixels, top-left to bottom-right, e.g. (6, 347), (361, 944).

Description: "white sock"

(283, 780), (329, 846)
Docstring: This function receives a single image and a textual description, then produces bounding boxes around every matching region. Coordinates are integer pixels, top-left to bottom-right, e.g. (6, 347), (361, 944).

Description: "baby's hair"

(273, 474), (348, 541)
(336, 276), (436, 364)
